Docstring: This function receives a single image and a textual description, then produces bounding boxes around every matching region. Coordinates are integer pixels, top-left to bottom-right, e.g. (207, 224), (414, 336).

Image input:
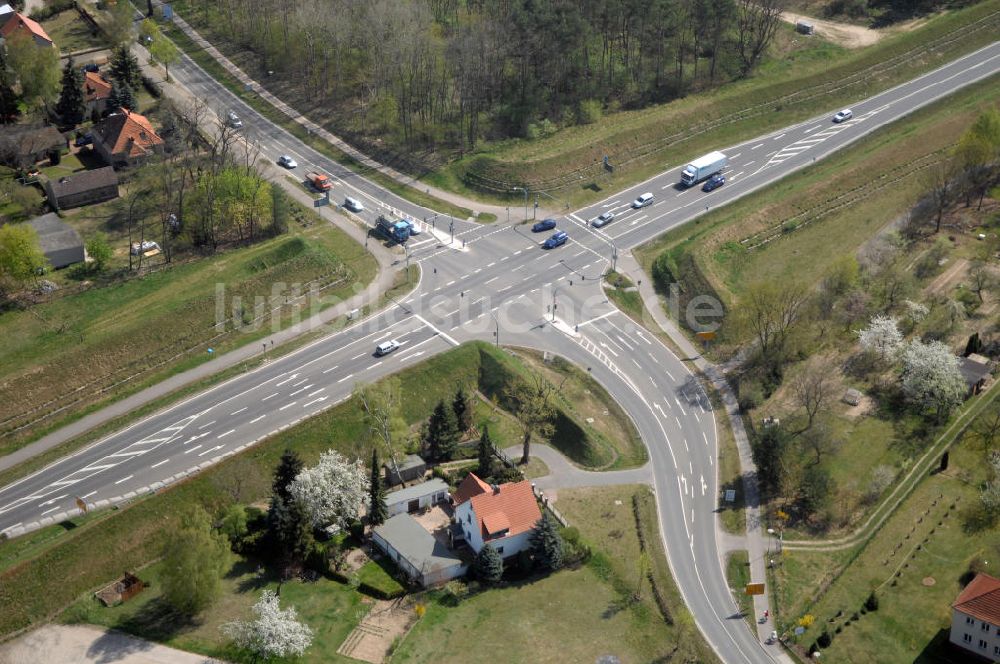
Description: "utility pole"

(489, 309), (500, 347)
(513, 186), (528, 221)
(551, 288), (558, 322)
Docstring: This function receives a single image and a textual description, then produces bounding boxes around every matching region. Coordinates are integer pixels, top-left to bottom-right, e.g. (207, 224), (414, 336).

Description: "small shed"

(958, 355), (991, 397)
(372, 513), (467, 587)
(843, 388), (863, 407)
(384, 453), (427, 486)
(384, 478), (449, 517)
(94, 572), (145, 607)
(27, 213), (84, 268)
(44, 166), (119, 210)
(796, 20), (815, 35)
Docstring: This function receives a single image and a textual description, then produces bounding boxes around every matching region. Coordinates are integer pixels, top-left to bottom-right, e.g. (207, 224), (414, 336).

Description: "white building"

(451, 473), (541, 560)
(949, 572), (1000, 661)
(371, 513), (466, 587)
(383, 478), (448, 517)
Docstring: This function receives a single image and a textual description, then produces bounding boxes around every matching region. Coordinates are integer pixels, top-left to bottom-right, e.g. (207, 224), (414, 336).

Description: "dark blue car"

(74, 133), (93, 147)
(532, 218), (557, 232)
(702, 173), (726, 192)
(543, 231), (568, 249)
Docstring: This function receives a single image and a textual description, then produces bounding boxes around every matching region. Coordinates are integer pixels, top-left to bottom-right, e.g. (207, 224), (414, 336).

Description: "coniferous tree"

(55, 56), (85, 126)
(0, 49), (20, 124)
(477, 424), (496, 479)
(427, 399), (460, 461)
(368, 448), (388, 527)
(109, 45), (142, 92)
(266, 449), (310, 575)
(474, 543), (503, 584)
(452, 387), (474, 432)
(529, 515), (564, 571)
(271, 449), (303, 502)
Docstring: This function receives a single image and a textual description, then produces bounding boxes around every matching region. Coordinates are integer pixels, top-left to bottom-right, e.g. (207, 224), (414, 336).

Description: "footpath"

(0, 53), (403, 474)
(0, 624), (221, 664)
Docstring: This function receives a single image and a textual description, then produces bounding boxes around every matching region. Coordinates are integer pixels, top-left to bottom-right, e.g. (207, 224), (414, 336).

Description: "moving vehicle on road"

(702, 173), (726, 192)
(227, 111), (243, 128)
(680, 151), (727, 187)
(376, 215), (411, 243)
(592, 211), (615, 227)
(375, 340), (400, 356)
(344, 197), (364, 213)
(543, 230), (568, 249)
(306, 171), (332, 191)
(277, 155), (298, 169)
(532, 218), (557, 232)
(406, 219), (422, 235)
(833, 109), (853, 123)
(632, 192), (654, 208)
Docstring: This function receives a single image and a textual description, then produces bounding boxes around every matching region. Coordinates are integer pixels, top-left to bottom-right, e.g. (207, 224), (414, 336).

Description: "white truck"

(680, 151), (727, 187)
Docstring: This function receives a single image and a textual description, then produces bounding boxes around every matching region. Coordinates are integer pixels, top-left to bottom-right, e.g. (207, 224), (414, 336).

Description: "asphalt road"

(2, 33), (998, 664)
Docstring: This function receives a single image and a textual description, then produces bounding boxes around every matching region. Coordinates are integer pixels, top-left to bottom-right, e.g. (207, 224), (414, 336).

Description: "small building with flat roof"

(26, 213), (84, 268)
(371, 513), (467, 587)
(384, 478), (448, 517)
(384, 453), (427, 486)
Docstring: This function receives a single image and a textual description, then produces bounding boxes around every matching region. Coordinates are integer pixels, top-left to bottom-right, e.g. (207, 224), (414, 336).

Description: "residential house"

(451, 473), (541, 559)
(82, 71), (113, 115)
(26, 212), (84, 269)
(959, 354), (992, 397)
(0, 125), (66, 168)
(0, 11), (53, 47)
(371, 513), (467, 587)
(44, 166), (119, 210)
(92, 109), (164, 168)
(384, 453), (427, 486)
(383, 478), (449, 518)
(949, 572), (1000, 661)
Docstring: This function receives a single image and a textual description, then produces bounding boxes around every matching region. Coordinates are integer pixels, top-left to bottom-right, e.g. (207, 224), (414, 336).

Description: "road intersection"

(2, 31), (998, 663)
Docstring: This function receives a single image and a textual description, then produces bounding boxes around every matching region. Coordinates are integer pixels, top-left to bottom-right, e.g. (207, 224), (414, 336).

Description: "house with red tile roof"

(950, 572), (1000, 660)
(0, 11), (53, 47)
(92, 109), (164, 168)
(82, 71), (112, 115)
(452, 472), (541, 559)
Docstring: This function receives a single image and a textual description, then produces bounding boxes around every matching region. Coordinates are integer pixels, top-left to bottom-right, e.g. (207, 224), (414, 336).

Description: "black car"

(74, 133), (94, 147)
(532, 218), (557, 232)
(81, 63), (100, 73)
(702, 173), (725, 192)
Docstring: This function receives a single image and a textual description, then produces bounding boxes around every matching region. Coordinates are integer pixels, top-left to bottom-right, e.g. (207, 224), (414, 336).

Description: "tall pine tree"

(56, 56), (85, 126)
(368, 448), (388, 527)
(474, 543), (503, 584)
(529, 515), (564, 571)
(109, 45), (142, 94)
(108, 81), (137, 111)
(477, 424), (496, 479)
(271, 449), (303, 502)
(427, 399), (460, 462)
(266, 449), (310, 576)
(452, 387), (473, 432)
(0, 48), (20, 124)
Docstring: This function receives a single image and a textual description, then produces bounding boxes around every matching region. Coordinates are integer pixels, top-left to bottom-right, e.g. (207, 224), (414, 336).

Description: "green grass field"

(42, 9), (106, 54)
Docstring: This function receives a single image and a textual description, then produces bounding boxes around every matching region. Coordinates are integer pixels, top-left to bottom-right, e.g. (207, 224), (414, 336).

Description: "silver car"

(592, 211), (615, 228)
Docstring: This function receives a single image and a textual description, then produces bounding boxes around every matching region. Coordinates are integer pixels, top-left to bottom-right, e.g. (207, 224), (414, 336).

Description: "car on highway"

(277, 155), (298, 169)
(632, 192), (654, 208)
(375, 340), (400, 356)
(227, 111), (243, 129)
(532, 218), (557, 232)
(344, 197), (364, 213)
(702, 173), (725, 192)
(592, 211), (615, 228)
(833, 109), (853, 123)
(542, 230), (568, 249)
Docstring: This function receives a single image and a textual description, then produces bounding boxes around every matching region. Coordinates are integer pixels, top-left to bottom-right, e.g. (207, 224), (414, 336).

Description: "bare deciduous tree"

(792, 357), (837, 432)
(735, 0), (785, 77)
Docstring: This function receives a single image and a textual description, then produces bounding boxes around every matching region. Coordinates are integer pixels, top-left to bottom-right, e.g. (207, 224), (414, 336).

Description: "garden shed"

(27, 212), (84, 268)
(384, 453), (427, 486)
(384, 478), (449, 517)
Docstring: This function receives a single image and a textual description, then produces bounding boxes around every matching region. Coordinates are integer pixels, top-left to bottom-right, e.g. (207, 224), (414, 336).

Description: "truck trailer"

(680, 152), (727, 187)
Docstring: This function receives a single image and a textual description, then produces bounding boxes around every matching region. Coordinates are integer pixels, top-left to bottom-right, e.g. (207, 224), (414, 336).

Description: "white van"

(632, 192), (654, 208)
(375, 340), (400, 356)
(344, 197), (364, 213)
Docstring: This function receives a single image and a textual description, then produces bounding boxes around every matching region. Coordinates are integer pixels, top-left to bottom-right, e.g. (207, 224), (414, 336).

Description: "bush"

(817, 631), (833, 648)
(577, 99), (602, 125)
(737, 380), (765, 412)
(441, 580), (469, 606)
(28, 0), (73, 21)
(141, 75), (162, 99)
(864, 591), (879, 612)
(348, 519), (364, 541)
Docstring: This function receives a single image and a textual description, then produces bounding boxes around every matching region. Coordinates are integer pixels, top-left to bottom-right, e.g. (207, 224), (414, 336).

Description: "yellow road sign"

(745, 582), (766, 596)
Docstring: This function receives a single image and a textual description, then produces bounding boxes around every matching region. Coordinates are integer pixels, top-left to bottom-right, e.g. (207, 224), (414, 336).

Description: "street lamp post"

(512, 186), (528, 221)
(766, 528), (775, 557)
(551, 288), (558, 322)
(489, 309), (500, 348)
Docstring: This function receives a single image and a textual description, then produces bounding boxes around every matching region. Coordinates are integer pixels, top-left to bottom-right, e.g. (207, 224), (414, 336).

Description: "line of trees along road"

(182, 0), (784, 150)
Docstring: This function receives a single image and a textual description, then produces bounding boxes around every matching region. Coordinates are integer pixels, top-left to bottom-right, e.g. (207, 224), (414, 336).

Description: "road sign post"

(745, 582), (765, 596)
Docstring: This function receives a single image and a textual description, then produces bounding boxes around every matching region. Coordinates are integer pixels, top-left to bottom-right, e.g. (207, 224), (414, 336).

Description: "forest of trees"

(180, 0), (785, 151)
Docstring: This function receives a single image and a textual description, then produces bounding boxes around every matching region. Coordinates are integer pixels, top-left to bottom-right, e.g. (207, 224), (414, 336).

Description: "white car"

(592, 211), (615, 228)
(277, 155), (298, 169)
(832, 109), (853, 123)
(407, 219), (422, 235)
(344, 197), (364, 213)
(227, 111), (243, 129)
(632, 192), (654, 208)
(375, 340), (400, 356)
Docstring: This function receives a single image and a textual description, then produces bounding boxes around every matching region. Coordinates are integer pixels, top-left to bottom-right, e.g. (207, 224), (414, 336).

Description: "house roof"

(26, 213), (83, 255)
(958, 356), (991, 388)
(373, 513), (465, 575)
(0, 12), (52, 45)
(953, 573), (1000, 626)
(47, 166), (118, 199)
(94, 109), (164, 158)
(0, 5), (14, 18)
(83, 71), (112, 103)
(452, 472), (492, 505)
(467, 479), (540, 541)
(385, 454), (426, 473)
(384, 478), (448, 508)
(0, 125), (64, 158)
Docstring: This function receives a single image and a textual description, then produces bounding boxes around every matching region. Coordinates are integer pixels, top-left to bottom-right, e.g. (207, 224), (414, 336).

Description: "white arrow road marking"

(701, 475), (707, 496)
(274, 373), (299, 387)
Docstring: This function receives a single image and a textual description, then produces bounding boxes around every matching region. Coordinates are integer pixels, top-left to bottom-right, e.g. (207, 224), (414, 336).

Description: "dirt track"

(781, 12), (925, 49)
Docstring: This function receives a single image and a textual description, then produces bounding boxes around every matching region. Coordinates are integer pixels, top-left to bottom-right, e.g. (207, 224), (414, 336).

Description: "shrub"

(141, 75), (162, 99)
(864, 591), (879, 612)
(817, 631), (833, 648)
(577, 99), (602, 125)
(441, 580), (469, 606)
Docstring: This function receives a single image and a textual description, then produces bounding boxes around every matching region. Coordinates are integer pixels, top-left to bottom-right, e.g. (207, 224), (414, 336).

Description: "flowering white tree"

(903, 299), (929, 325)
(287, 449), (368, 528)
(222, 589), (313, 659)
(856, 314), (903, 361)
(900, 339), (966, 420)
(982, 452), (1000, 515)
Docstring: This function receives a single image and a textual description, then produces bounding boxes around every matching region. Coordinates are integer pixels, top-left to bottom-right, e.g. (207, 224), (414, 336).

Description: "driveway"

(503, 443), (652, 494)
(0, 625), (222, 664)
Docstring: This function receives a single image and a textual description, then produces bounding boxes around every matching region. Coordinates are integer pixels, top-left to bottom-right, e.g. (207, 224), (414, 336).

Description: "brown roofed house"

(83, 71), (113, 115)
(92, 109), (164, 168)
(949, 572), (1000, 660)
(0, 11), (53, 47)
(43, 166), (119, 211)
(452, 473), (541, 560)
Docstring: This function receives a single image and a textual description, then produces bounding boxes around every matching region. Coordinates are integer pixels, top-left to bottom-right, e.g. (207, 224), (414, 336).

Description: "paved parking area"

(0, 625), (221, 664)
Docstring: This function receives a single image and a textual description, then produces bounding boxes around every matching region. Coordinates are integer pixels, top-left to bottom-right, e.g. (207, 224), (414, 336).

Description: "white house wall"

(950, 609), (1000, 661)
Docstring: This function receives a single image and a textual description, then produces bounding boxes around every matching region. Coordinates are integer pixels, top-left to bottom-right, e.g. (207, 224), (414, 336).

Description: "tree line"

(182, 0), (785, 150)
